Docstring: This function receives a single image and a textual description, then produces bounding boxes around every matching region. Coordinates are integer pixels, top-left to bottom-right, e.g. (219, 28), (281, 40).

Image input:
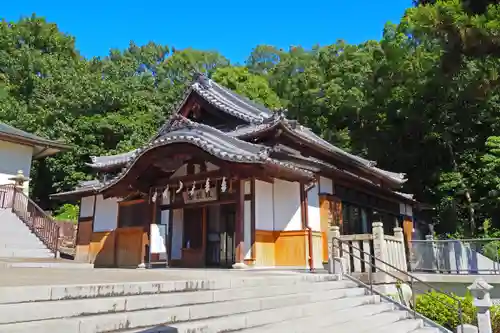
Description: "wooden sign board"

(182, 188), (218, 204)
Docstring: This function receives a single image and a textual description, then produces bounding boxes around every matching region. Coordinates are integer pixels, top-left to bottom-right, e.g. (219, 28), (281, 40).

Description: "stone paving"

(0, 266), (301, 286)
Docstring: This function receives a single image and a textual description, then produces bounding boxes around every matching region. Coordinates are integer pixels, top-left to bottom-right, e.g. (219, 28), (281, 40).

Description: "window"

(379, 211), (398, 234)
(118, 201), (148, 228)
(342, 203), (361, 234)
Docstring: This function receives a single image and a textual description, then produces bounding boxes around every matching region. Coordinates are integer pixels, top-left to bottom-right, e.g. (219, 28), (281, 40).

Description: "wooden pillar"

(233, 180), (246, 268)
(250, 178), (256, 260)
(301, 184), (314, 271)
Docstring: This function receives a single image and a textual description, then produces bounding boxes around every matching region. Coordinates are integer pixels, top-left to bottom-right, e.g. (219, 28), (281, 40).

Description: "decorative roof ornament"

(195, 72), (212, 89)
(189, 182), (196, 197)
(176, 181), (183, 193)
(162, 185), (170, 202)
(221, 176), (227, 193)
(271, 107), (287, 120)
(151, 190), (157, 203)
(205, 178), (210, 194)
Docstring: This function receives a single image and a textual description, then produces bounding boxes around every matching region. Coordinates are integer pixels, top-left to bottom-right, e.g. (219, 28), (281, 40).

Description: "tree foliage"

(3, 2), (500, 236)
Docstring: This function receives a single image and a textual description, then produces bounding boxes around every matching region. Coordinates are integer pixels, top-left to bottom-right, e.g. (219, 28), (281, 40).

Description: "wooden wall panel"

(403, 219), (413, 245)
(89, 231), (116, 267)
(307, 231), (323, 269)
(319, 195), (330, 263)
(254, 230), (275, 267)
(274, 230), (307, 267)
(115, 227), (144, 267)
(75, 220), (92, 262)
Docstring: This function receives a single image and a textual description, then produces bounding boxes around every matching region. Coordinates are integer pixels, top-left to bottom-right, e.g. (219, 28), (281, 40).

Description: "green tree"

(212, 66), (281, 109)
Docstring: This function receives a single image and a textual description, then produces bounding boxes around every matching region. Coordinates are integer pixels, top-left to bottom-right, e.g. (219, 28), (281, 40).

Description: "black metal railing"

(331, 236), (464, 331)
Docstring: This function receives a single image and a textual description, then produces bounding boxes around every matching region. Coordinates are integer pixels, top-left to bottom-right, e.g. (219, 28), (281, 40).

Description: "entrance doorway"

(206, 204), (236, 268)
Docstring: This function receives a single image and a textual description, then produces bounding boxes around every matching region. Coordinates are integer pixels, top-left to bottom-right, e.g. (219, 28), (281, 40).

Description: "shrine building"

(52, 74), (416, 269)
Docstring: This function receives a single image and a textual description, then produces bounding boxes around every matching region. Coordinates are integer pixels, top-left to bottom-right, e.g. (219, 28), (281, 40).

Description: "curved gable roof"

(87, 74), (406, 187)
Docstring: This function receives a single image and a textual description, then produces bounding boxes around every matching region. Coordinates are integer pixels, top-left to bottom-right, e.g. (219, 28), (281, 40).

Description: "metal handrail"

(412, 238), (500, 242)
(332, 236), (464, 330)
(410, 238), (500, 274)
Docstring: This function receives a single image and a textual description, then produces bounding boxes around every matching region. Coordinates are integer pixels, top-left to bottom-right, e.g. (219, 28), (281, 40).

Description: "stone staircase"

(0, 208), (54, 259)
(0, 272), (448, 333)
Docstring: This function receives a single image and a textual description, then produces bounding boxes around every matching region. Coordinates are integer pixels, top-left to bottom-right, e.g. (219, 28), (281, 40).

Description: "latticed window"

(328, 200), (342, 227)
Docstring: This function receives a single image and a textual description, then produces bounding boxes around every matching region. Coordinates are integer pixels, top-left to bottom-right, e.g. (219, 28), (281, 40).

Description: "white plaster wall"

(273, 179), (302, 231)
(171, 209), (183, 260)
(93, 195), (119, 232)
(80, 196), (95, 218)
(406, 205), (413, 217)
(244, 181), (251, 195)
(399, 203), (405, 215)
(319, 176), (333, 194)
(0, 140), (33, 194)
(161, 209), (169, 225)
(244, 200), (252, 259)
(307, 183), (321, 232)
(255, 180), (274, 230)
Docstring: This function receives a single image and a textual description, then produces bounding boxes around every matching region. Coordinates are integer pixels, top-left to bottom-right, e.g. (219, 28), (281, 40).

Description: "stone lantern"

(468, 278), (494, 333)
(9, 170), (29, 189)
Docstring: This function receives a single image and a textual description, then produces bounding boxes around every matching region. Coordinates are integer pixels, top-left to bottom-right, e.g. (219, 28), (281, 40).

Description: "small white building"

(0, 122), (69, 194)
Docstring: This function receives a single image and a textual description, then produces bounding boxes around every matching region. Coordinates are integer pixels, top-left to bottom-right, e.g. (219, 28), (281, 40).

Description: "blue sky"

(3, 0), (412, 64)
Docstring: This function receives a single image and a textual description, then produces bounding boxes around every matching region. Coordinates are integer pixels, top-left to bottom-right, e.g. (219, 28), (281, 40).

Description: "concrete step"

(0, 274), (341, 304)
(0, 286), (376, 333)
(0, 242), (47, 249)
(0, 248), (53, 258)
(0, 280), (360, 324)
(0, 226), (39, 234)
(369, 318), (425, 333)
(412, 328), (441, 333)
(237, 302), (395, 332)
(121, 295), (380, 333)
(329, 310), (410, 333)
(0, 260), (93, 269)
(0, 221), (36, 232)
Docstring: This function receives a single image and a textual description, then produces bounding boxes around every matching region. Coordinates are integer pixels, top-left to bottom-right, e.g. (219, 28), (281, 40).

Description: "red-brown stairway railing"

(0, 184), (59, 257)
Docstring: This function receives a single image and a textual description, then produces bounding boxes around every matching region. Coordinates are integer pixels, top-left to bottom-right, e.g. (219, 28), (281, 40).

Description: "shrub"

(415, 291), (476, 329)
(491, 306), (500, 333)
(53, 204), (79, 223)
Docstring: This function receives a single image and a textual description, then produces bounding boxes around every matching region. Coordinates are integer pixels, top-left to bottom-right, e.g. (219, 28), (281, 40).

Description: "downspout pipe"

(302, 181), (316, 272)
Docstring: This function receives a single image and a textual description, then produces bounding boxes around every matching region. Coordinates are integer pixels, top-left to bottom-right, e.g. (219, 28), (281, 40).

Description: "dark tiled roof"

(97, 116), (313, 194)
(0, 122), (70, 158)
(231, 113), (407, 185)
(192, 76), (272, 123)
(88, 150), (138, 169)
(86, 74), (406, 186)
(50, 179), (103, 198)
(273, 151), (415, 203)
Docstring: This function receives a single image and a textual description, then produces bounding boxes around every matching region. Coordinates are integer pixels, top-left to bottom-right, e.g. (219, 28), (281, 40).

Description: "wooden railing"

(0, 184), (59, 257)
(332, 222), (408, 275)
(338, 234), (374, 274)
(384, 234), (407, 272)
